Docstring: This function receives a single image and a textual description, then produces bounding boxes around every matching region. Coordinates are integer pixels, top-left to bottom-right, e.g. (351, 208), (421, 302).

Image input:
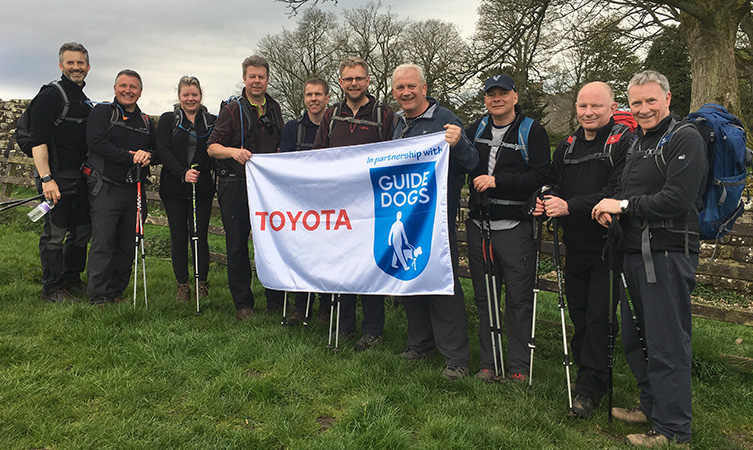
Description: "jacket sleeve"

(279, 119), (297, 153)
(86, 104), (134, 165)
(493, 120), (551, 195)
(155, 112), (186, 180)
(381, 106), (395, 142)
(207, 104), (236, 148)
(313, 107), (333, 149)
(628, 126), (706, 220)
(464, 119), (483, 176)
(29, 87), (61, 147)
(448, 115), (478, 173)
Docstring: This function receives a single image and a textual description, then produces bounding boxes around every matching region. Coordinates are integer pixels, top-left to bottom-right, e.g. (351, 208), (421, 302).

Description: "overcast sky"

(0, 0), (480, 118)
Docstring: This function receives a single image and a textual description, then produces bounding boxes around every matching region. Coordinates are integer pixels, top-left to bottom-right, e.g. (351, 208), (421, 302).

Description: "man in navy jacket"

(392, 63), (478, 381)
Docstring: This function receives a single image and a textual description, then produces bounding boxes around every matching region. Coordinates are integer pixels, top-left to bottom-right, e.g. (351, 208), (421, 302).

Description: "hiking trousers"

(467, 219), (536, 375)
(622, 251), (696, 444)
(565, 249), (620, 404)
(36, 177), (91, 296)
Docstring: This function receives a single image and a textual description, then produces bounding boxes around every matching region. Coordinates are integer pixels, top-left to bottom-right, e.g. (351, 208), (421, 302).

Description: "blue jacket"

(393, 98), (478, 227)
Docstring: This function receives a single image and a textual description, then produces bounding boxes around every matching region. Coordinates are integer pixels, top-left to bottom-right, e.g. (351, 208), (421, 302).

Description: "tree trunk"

(679, 1), (749, 114)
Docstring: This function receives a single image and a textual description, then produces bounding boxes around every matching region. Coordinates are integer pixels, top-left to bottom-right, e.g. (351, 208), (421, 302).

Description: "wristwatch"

(620, 199), (629, 214)
(41, 174), (53, 183)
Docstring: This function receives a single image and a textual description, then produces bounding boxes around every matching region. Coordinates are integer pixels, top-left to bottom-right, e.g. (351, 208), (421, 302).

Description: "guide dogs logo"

(369, 161), (437, 280)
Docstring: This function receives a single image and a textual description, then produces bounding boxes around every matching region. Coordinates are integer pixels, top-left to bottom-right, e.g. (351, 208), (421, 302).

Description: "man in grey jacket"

(391, 63), (478, 380)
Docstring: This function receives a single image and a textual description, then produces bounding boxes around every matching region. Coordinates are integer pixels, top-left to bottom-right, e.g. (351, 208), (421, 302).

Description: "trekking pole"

(527, 186), (550, 388)
(621, 272), (648, 362)
(0, 194), (44, 212)
(333, 294), (342, 353)
(190, 164), (201, 315)
(607, 244), (616, 423)
(303, 292), (312, 330)
(480, 193), (504, 379)
(327, 293), (336, 348)
(281, 291), (288, 325)
(552, 218), (573, 408)
(133, 165), (148, 308)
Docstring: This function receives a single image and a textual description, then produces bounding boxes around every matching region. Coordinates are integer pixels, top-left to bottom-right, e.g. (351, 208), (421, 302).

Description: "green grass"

(0, 207), (752, 449)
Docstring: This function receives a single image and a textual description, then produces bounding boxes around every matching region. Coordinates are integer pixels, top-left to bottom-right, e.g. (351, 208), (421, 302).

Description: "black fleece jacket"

(156, 108), (216, 200)
(29, 75), (91, 177)
(547, 118), (633, 253)
(616, 113), (707, 254)
(85, 99), (155, 184)
(466, 105), (550, 221)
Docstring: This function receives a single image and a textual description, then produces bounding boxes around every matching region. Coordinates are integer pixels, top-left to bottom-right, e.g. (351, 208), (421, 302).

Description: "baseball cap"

(484, 74), (516, 93)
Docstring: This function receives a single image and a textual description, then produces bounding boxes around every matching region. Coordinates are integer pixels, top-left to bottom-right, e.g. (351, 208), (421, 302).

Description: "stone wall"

(3, 97), (753, 294)
(0, 99), (30, 157)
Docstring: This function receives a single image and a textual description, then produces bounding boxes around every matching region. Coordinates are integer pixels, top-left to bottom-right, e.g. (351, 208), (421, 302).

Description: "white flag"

(245, 131), (453, 295)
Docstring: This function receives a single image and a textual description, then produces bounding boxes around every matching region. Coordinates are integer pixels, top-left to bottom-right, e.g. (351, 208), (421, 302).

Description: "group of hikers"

(22, 41), (706, 447)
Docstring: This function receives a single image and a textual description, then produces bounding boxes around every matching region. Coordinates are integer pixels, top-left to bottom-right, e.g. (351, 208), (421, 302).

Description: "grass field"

(0, 206), (752, 449)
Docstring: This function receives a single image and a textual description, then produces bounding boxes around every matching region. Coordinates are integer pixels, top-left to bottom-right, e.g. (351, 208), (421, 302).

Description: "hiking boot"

(43, 288), (82, 303)
(285, 310), (305, 326)
(626, 429), (687, 447)
(354, 334), (382, 351)
(113, 294), (127, 303)
(317, 308), (330, 324)
(176, 282), (191, 303)
(197, 281), (210, 299)
(509, 372), (528, 383)
(235, 307), (254, 321)
(66, 279), (87, 297)
(399, 348), (432, 361)
(567, 394), (596, 418)
(612, 406), (649, 424)
(90, 296), (112, 307)
(441, 365), (469, 381)
(475, 368), (502, 383)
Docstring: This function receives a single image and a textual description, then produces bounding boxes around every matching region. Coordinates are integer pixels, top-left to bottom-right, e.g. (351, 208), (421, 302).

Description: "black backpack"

(14, 81), (88, 157)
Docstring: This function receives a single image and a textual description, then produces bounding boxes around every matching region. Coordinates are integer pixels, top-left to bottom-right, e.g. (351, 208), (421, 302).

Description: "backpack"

(294, 115), (314, 151)
(562, 123), (629, 167)
(107, 102), (151, 136)
(15, 81), (88, 157)
(218, 95), (279, 148)
(328, 100), (383, 137)
(612, 110), (637, 133)
(472, 115), (534, 166)
(686, 104), (751, 241)
(171, 107), (215, 138)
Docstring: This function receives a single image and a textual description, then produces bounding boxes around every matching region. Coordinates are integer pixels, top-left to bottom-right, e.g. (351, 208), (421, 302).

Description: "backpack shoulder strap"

(328, 102), (343, 135)
(473, 116), (489, 145)
(295, 115), (305, 151)
(517, 116), (534, 167)
(373, 101), (383, 136)
(171, 108), (183, 137)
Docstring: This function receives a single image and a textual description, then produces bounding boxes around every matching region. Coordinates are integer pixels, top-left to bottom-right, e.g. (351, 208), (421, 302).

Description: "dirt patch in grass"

(727, 429), (753, 449)
(316, 416), (336, 432)
(244, 368), (267, 378)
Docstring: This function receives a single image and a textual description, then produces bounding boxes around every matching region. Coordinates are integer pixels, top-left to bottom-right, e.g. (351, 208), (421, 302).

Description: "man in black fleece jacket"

(465, 75), (550, 382)
(29, 42), (93, 303)
(535, 81), (632, 418)
(85, 69), (155, 305)
(592, 70), (706, 447)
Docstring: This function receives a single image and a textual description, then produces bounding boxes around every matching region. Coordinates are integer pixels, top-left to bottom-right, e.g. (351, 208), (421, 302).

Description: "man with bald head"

(535, 81), (633, 418)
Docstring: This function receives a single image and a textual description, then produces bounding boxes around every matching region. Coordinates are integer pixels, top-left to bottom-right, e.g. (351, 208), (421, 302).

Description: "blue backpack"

(686, 104), (751, 241)
(473, 115), (534, 166)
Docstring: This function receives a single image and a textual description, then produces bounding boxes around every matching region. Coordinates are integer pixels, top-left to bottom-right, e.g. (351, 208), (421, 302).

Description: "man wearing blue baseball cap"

(465, 74), (551, 383)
